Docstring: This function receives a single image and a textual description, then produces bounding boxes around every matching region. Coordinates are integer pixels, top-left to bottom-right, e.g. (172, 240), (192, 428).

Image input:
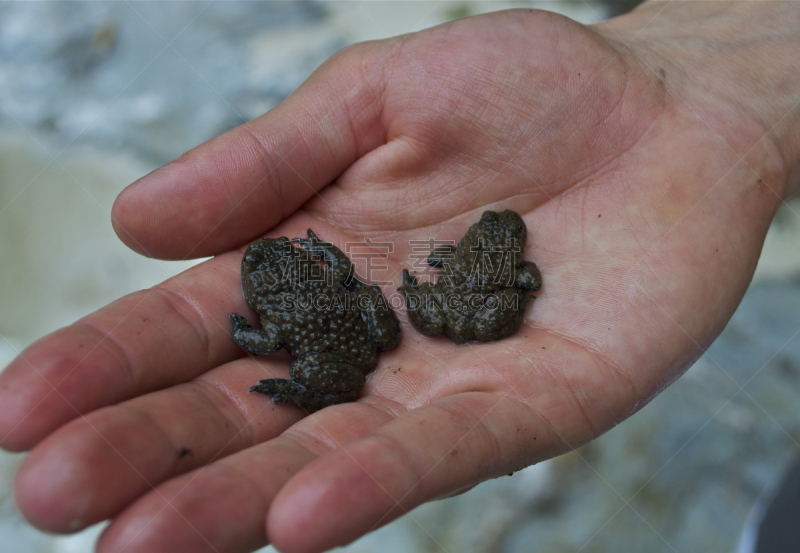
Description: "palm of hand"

(0, 9), (784, 553)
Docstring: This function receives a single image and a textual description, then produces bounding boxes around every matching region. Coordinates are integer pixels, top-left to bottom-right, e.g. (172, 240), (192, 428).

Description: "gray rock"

(0, 2), (343, 163)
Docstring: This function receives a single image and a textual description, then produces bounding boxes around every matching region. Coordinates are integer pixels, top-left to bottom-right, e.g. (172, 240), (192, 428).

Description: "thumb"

(111, 42), (389, 260)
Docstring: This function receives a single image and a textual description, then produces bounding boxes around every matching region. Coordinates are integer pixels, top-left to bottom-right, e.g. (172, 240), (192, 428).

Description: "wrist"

(595, 1), (800, 197)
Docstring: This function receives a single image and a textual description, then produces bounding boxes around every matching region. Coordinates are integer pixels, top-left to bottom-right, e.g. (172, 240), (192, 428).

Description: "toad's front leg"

(292, 229), (355, 286)
(230, 314), (284, 354)
(250, 352), (365, 411)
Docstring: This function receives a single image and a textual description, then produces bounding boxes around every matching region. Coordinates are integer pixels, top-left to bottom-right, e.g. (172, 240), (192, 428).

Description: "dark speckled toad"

(399, 210), (541, 343)
(230, 230), (401, 410)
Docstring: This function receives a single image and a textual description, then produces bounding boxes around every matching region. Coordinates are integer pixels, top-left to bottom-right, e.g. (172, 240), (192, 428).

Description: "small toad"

(399, 210), (541, 343)
(230, 230), (401, 410)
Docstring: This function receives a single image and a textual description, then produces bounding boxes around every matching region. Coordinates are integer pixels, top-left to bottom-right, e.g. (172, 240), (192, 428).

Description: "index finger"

(0, 252), (245, 451)
(111, 42), (389, 260)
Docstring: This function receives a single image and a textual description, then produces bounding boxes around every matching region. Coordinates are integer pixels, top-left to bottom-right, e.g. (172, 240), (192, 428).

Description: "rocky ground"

(2, 2), (800, 553)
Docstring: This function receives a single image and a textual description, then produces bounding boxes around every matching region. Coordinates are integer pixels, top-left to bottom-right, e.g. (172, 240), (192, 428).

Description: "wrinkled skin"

(400, 209), (542, 343)
(230, 231), (401, 410)
(1, 4), (799, 553)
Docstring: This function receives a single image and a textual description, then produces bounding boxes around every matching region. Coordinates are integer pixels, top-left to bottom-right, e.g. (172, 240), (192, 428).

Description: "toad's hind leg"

(516, 261), (542, 291)
(472, 288), (531, 342)
(250, 352), (366, 411)
(249, 381), (360, 411)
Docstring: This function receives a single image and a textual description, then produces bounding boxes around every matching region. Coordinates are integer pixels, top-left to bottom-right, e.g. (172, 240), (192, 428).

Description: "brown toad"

(399, 210), (541, 343)
(230, 230), (401, 410)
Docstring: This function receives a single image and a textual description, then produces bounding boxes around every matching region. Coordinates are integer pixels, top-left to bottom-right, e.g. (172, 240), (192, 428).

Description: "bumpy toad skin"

(230, 230), (401, 410)
(399, 210), (542, 343)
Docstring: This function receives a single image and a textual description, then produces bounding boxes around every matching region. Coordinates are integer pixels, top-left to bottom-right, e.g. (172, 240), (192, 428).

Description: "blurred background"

(2, 2), (800, 552)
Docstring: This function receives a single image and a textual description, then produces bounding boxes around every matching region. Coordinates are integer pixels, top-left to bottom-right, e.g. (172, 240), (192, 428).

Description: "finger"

(111, 42), (390, 260)
(12, 355), (303, 534)
(0, 251), (244, 452)
(267, 393), (569, 553)
(94, 400), (402, 553)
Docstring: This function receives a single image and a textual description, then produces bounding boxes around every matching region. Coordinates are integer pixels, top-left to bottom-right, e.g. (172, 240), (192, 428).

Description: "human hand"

(2, 4), (799, 552)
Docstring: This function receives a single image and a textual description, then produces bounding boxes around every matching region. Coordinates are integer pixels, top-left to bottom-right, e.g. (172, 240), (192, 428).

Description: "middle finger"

(14, 355), (302, 533)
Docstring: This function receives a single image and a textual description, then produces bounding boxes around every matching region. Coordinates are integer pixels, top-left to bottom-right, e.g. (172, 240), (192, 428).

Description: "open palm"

(0, 7), (790, 553)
